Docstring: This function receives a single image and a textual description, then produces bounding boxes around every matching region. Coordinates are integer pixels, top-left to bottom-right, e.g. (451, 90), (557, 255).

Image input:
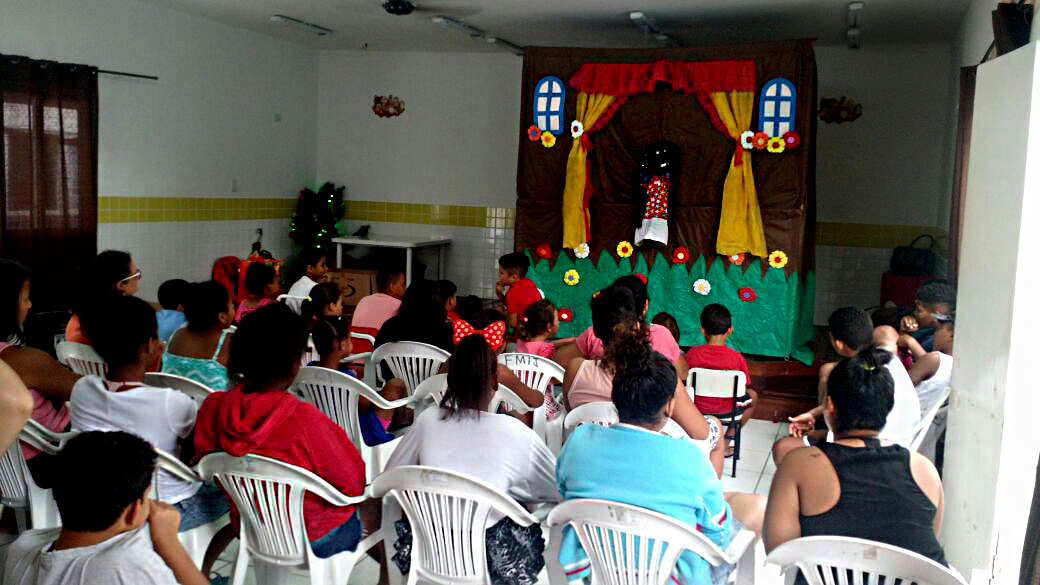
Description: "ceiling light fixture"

(629, 11), (680, 47)
(430, 16), (523, 55)
(270, 14), (333, 36)
(846, 2), (863, 49)
(485, 36), (524, 56)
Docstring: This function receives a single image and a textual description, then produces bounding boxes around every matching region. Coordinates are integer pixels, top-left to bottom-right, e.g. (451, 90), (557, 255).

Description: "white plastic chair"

(370, 465), (540, 585)
(563, 402), (619, 440)
(766, 536), (967, 585)
(55, 340), (107, 377)
(908, 387), (951, 453)
(546, 499), (758, 585)
(370, 341), (450, 394)
(687, 368), (748, 477)
(152, 448), (230, 568)
(499, 353), (565, 451)
(0, 421), (71, 532)
(293, 366), (412, 480)
(197, 453), (379, 585)
(410, 373), (532, 416)
(143, 372), (216, 404)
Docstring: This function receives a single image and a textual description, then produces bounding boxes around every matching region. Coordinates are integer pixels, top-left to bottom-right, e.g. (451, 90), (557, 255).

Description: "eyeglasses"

(119, 270), (143, 283)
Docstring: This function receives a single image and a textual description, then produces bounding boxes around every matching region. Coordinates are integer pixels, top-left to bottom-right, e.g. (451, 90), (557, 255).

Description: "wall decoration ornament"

(738, 287), (757, 302)
(570, 120), (584, 138)
(574, 242), (590, 258)
(563, 269), (581, 285)
(758, 78), (796, 136)
(527, 125), (541, 141)
(372, 95), (405, 118)
(818, 97), (862, 124)
(768, 250), (789, 269)
(540, 132), (557, 148)
(672, 246), (689, 263)
(740, 131), (756, 149)
(536, 244), (552, 259)
(729, 253), (745, 265)
(558, 308), (573, 322)
(782, 131), (800, 149)
(693, 279), (711, 295)
(752, 132), (770, 150)
(767, 137), (785, 153)
(634, 141), (678, 246)
(534, 76), (566, 134)
(616, 241), (634, 257)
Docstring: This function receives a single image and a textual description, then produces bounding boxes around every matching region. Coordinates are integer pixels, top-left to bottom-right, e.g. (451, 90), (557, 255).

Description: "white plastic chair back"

(55, 341), (107, 377)
(488, 384), (535, 414)
(766, 536), (967, 585)
(197, 453), (376, 585)
(0, 422), (70, 532)
(686, 368), (746, 403)
(563, 402), (619, 440)
(370, 341), (450, 393)
(370, 465), (539, 585)
(909, 387), (951, 452)
(293, 366), (409, 479)
(143, 372), (216, 404)
(498, 353), (564, 394)
(546, 499), (757, 585)
(411, 373), (449, 415)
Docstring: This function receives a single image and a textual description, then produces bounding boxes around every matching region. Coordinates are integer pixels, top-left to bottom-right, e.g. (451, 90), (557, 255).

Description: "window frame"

(757, 77), (797, 137)
(533, 76), (566, 135)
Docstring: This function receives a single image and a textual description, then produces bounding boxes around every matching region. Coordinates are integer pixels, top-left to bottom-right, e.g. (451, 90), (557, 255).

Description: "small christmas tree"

(289, 182), (346, 252)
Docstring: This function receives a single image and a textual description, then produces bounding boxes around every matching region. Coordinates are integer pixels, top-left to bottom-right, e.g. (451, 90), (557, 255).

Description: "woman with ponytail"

(563, 286), (727, 475)
(763, 347), (947, 570)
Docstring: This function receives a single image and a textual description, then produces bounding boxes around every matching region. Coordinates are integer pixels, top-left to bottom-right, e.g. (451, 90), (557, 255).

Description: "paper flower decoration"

(616, 241), (634, 257)
(738, 287), (757, 302)
(558, 308), (573, 322)
(634, 273), (647, 285)
(527, 125), (541, 141)
(574, 242), (590, 259)
(729, 253), (745, 265)
(693, 279), (711, 296)
(372, 95), (406, 118)
(783, 131), (800, 149)
(672, 246), (690, 264)
(563, 270), (580, 286)
(767, 137), (786, 153)
(752, 132), (770, 150)
(540, 132), (556, 148)
(570, 120), (584, 138)
(536, 244), (552, 259)
(740, 131), (756, 150)
(768, 250), (789, 269)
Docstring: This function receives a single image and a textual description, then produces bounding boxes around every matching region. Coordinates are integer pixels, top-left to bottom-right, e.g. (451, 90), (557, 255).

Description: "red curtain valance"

(568, 60), (756, 96)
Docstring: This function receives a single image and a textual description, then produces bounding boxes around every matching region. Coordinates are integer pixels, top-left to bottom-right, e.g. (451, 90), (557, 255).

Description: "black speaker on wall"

(993, 2), (1033, 56)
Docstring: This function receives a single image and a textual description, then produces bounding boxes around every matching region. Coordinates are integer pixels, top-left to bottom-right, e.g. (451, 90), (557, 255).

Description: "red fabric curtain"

(0, 54), (98, 312)
(569, 60), (756, 96)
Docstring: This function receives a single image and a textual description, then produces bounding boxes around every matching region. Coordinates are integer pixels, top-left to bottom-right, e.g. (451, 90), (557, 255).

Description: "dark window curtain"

(0, 54), (98, 312)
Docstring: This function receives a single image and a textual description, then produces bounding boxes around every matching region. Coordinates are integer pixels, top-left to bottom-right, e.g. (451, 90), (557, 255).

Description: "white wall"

(317, 51), (522, 207)
(0, 0), (318, 300)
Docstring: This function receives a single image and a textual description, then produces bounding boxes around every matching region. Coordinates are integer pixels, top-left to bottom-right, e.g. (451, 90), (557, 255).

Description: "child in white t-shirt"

(284, 248), (329, 314)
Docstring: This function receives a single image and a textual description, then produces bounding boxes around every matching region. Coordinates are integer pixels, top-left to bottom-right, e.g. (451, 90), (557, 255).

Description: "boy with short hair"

(899, 281), (957, 351)
(2, 430), (208, 585)
(351, 268), (405, 332)
(684, 304), (757, 428)
(156, 278), (188, 342)
(496, 252), (542, 329)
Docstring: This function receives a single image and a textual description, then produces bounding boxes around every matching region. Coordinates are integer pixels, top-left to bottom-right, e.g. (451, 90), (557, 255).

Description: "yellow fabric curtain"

(562, 92), (616, 249)
(710, 91), (767, 258)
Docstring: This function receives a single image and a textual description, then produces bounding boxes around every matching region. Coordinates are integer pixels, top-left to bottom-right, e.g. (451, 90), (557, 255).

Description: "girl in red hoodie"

(193, 303), (372, 560)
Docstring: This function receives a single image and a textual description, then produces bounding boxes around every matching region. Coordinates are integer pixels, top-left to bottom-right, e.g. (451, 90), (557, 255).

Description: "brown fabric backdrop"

(0, 54), (98, 311)
(516, 40), (816, 276)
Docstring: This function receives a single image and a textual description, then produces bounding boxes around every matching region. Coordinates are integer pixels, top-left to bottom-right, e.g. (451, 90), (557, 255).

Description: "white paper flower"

(693, 279), (711, 296)
(574, 242), (590, 258)
(740, 130), (756, 150)
(570, 120), (584, 139)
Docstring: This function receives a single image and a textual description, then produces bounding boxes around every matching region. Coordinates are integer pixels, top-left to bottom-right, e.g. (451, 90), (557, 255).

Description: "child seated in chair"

(309, 317), (407, 440)
(234, 262), (279, 324)
(898, 281), (957, 352)
(162, 280), (234, 392)
(69, 295), (230, 537)
(352, 268), (405, 333)
(284, 247), (329, 314)
(2, 431), (209, 585)
(300, 281), (344, 329)
(556, 352), (763, 585)
(684, 304), (757, 434)
(156, 278), (188, 342)
(193, 304), (380, 564)
(496, 252), (542, 330)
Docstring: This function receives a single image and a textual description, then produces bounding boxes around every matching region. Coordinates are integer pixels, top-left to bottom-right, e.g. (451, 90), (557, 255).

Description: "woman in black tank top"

(763, 348), (947, 568)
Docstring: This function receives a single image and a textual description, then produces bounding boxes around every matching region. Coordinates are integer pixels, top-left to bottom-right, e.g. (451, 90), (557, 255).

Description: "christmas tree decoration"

(289, 182), (346, 253)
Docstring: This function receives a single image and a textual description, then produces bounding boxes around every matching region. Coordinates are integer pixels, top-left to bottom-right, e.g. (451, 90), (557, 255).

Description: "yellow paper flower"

(768, 250), (789, 269)
(541, 131), (556, 148)
(767, 137), (785, 153)
(616, 241), (634, 257)
(563, 269), (580, 286)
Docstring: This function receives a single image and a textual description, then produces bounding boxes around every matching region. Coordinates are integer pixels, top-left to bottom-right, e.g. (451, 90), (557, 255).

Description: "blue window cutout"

(534, 76), (565, 135)
(758, 78), (796, 137)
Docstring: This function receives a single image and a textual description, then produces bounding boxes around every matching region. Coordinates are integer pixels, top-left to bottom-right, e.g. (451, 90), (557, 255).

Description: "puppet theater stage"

(514, 40), (819, 417)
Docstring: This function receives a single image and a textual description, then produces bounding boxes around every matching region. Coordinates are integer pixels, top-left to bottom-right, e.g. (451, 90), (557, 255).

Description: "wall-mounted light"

(629, 11), (680, 47)
(270, 14), (334, 36)
(846, 2), (864, 49)
(430, 16), (523, 54)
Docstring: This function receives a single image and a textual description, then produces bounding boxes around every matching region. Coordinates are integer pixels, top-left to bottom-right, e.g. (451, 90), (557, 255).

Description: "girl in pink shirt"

(234, 262), (280, 324)
(515, 300), (572, 420)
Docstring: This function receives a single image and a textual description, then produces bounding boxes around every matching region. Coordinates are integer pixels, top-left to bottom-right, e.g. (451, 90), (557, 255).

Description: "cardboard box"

(328, 269), (377, 306)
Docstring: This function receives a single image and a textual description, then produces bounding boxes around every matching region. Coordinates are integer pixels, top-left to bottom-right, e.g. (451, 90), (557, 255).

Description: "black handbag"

(889, 235), (936, 277)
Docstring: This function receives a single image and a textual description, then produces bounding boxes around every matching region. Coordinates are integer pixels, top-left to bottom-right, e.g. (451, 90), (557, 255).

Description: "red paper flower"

(729, 253), (746, 265)
(634, 273), (647, 285)
(558, 308), (573, 322)
(671, 247), (690, 264)
(527, 125), (541, 141)
(738, 287), (757, 303)
(752, 132), (770, 150)
(535, 244), (552, 259)
(783, 131), (800, 148)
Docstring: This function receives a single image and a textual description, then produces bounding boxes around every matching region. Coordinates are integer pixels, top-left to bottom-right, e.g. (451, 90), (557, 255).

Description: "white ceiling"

(139, 0), (973, 52)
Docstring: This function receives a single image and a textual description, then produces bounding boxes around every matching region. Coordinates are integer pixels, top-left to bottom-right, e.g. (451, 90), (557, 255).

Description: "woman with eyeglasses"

(66, 250), (142, 345)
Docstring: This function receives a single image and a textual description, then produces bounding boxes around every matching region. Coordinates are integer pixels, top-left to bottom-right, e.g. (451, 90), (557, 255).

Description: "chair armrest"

(342, 352), (372, 363)
(721, 528), (758, 564)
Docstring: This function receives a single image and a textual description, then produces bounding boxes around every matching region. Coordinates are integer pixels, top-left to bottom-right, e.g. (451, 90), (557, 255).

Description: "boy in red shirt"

(684, 303), (757, 431)
(495, 252), (542, 329)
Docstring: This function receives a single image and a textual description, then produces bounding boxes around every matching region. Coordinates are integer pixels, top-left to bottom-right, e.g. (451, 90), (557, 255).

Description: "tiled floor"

(210, 419), (789, 585)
